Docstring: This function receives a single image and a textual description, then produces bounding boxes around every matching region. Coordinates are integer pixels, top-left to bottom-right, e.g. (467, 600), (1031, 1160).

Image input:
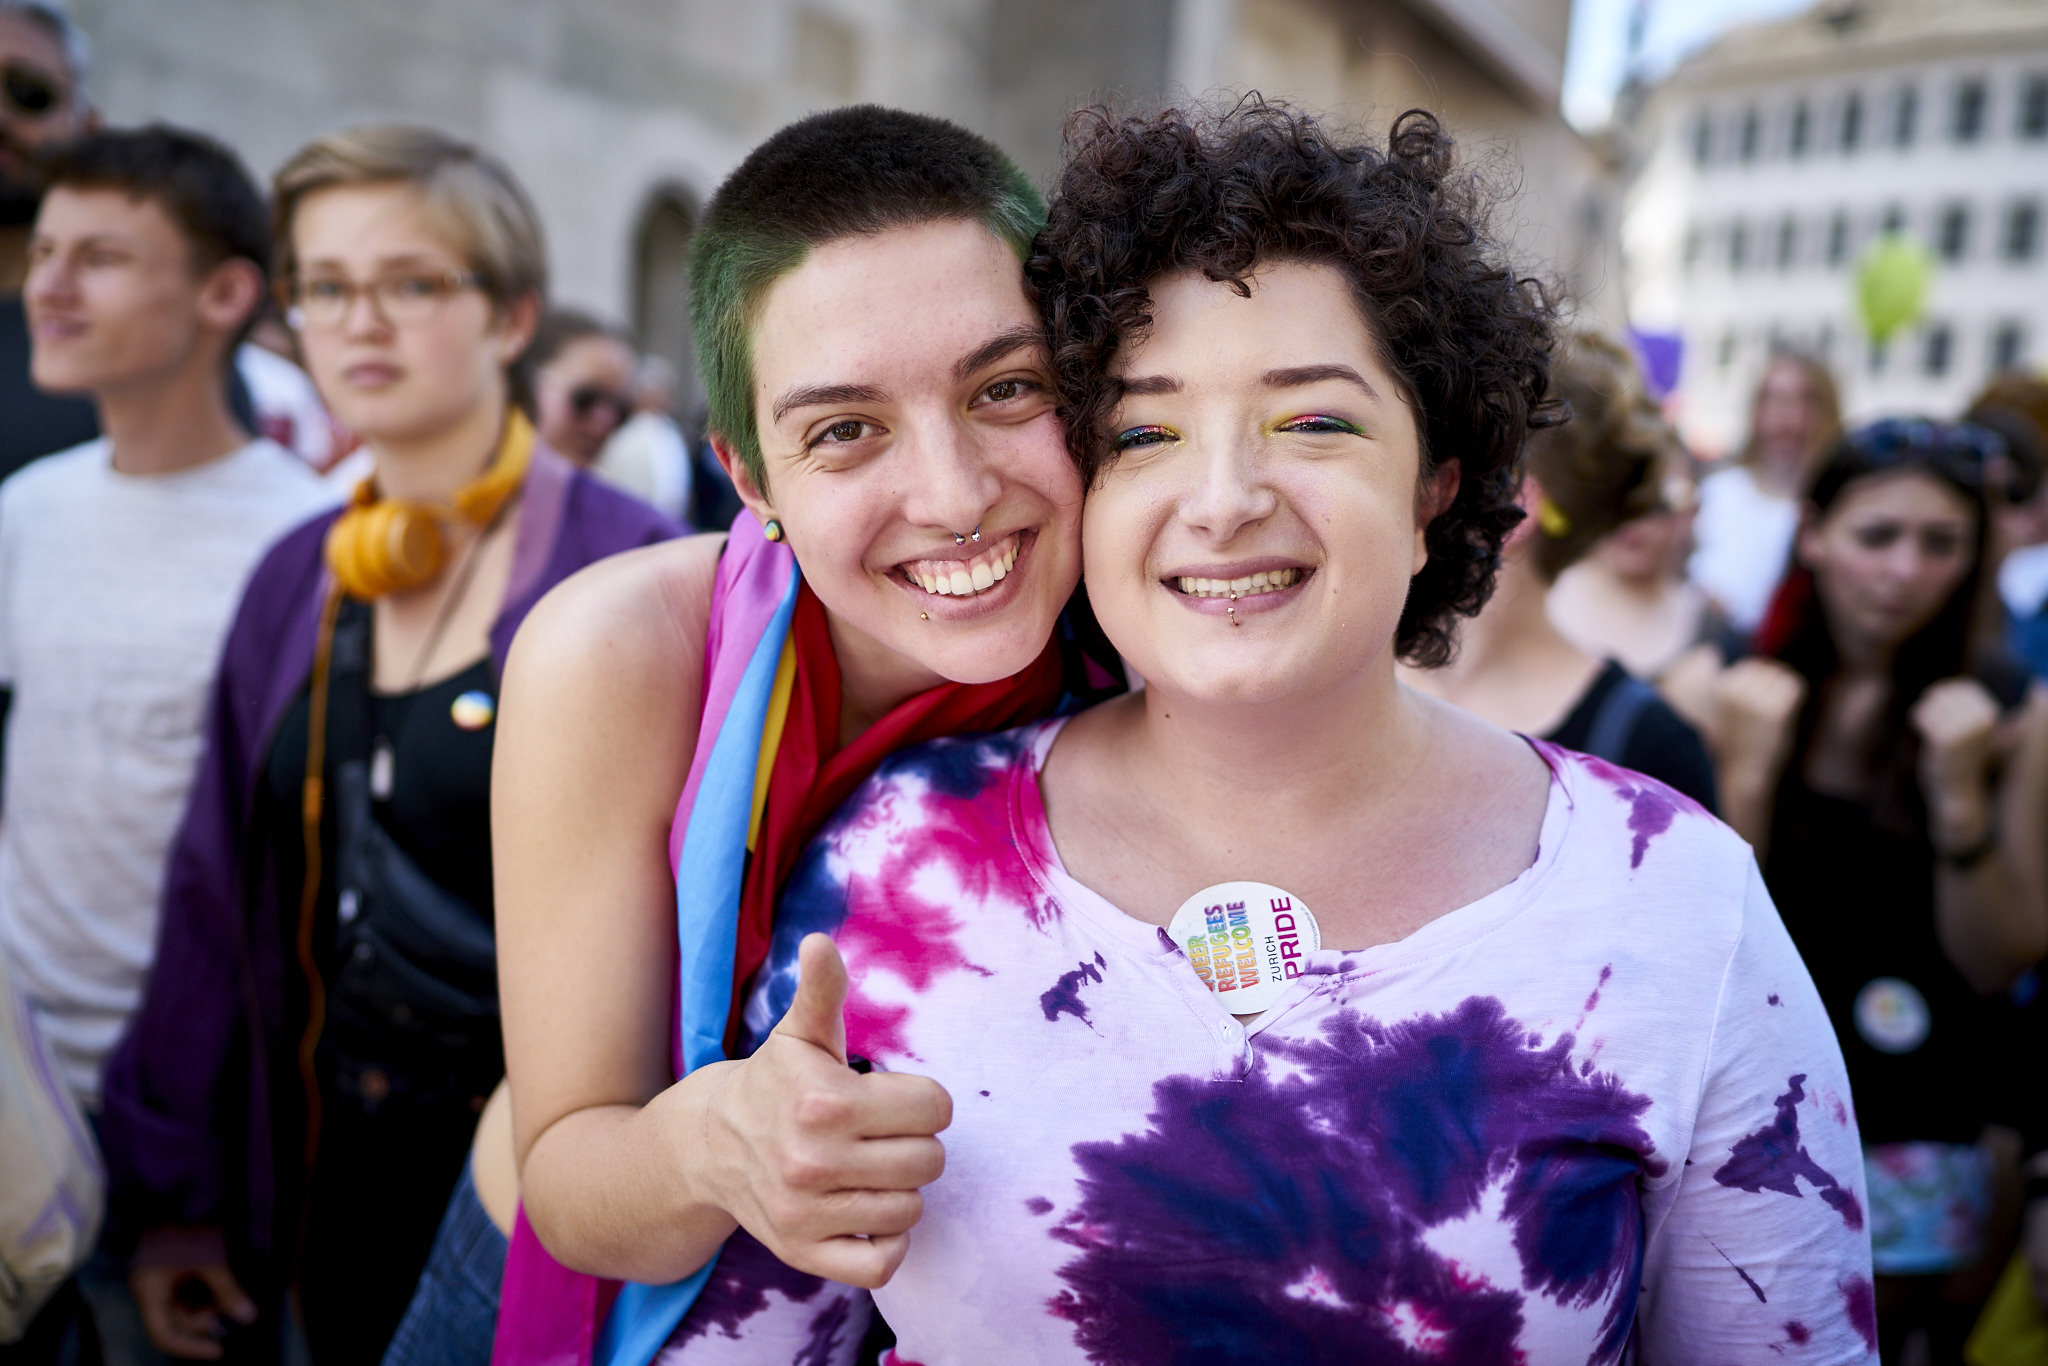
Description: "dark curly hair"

(1027, 100), (1560, 666)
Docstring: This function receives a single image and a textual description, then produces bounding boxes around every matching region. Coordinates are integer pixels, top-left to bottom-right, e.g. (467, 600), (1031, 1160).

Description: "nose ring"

(952, 523), (982, 546)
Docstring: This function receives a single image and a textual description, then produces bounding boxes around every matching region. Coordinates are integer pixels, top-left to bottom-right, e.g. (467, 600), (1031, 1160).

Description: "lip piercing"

(921, 612), (929, 620)
(952, 523), (982, 546)
(1229, 591), (1240, 627)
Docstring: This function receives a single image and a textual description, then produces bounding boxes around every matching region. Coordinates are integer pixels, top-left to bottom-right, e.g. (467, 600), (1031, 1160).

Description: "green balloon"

(1856, 235), (1931, 344)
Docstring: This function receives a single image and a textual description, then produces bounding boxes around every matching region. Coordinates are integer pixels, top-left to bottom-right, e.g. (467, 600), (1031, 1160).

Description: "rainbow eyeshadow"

(1112, 424), (1178, 451)
(1273, 414), (1365, 436)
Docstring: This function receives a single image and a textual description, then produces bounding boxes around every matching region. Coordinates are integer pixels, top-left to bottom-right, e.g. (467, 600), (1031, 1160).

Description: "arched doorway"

(632, 184), (702, 424)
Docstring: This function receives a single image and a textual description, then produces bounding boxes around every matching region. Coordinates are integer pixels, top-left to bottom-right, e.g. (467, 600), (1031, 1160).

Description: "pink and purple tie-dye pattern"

(744, 725), (1875, 1363)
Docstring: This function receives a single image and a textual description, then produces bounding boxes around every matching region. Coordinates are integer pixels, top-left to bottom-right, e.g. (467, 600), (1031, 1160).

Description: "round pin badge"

(1854, 976), (1931, 1055)
(1166, 881), (1320, 1015)
(450, 690), (496, 731)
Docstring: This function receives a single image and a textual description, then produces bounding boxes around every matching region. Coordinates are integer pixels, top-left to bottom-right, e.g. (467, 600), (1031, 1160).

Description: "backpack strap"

(1584, 670), (1660, 767)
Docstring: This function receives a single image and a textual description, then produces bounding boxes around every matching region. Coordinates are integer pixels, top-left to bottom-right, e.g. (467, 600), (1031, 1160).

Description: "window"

(1881, 204), (1907, 237)
(1739, 106), (1760, 162)
(1894, 85), (1919, 146)
(1719, 330), (1738, 370)
(1789, 100), (1811, 157)
(1923, 323), (1953, 378)
(2006, 201), (2040, 261)
(2023, 75), (2048, 139)
(1992, 321), (2027, 371)
(1684, 225), (1703, 272)
(1869, 339), (1888, 375)
(1937, 203), (1970, 262)
(1840, 91), (1864, 152)
(1692, 112), (1713, 165)
(1954, 78), (1987, 143)
(1730, 220), (1749, 271)
(1826, 209), (1851, 266)
(1777, 215), (1799, 269)
(1818, 322), (1837, 364)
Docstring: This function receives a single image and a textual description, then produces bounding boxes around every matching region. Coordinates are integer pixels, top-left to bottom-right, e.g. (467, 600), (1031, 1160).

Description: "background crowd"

(0, 0), (2045, 1363)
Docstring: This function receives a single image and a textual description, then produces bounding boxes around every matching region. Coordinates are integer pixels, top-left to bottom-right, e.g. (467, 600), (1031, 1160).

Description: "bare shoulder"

(507, 533), (725, 701)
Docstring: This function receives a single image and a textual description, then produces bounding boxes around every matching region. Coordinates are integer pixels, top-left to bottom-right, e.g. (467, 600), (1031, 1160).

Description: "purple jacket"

(96, 447), (678, 1272)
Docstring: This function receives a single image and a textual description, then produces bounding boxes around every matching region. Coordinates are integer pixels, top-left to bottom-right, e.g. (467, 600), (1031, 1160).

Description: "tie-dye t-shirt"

(726, 719), (1876, 1364)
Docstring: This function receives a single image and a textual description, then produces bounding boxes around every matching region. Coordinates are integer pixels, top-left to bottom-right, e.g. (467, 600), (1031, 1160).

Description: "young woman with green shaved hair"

(383, 106), (1121, 1366)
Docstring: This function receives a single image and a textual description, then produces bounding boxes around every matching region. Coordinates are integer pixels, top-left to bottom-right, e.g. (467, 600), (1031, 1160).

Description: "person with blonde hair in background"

(1409, 328), (1717, 809)
(1689, 351), (1842, 634)
(94, 124), (675, 1364)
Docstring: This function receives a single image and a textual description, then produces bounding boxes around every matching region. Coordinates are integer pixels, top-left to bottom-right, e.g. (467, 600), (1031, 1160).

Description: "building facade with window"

(1624, 0), (2048, 453)
(72, 0), (1612, 425)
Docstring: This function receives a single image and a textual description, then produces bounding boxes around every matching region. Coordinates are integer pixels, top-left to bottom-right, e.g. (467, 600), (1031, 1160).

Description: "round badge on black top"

(1854, 976), (1932, 1054)
(1167, 881), (1321, 1015)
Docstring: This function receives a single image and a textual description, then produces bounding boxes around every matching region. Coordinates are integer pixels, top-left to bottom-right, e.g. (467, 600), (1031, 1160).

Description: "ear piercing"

(952, 523), (982, 546)
(763, 518), (784, 543)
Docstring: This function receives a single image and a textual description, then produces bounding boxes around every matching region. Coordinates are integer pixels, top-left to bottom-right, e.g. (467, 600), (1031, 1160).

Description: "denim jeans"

(379, 1163), (504, 1366)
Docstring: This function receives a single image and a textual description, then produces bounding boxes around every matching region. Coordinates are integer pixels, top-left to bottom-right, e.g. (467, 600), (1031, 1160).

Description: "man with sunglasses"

(0, 0), (96, 479)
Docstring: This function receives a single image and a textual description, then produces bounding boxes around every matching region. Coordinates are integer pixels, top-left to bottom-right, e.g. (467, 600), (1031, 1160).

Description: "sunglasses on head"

(569, 384), (633, 424)
(1840, 418), (2014, 504)
(2, 61), (65, 119)
(1850, 418), (2006, 465)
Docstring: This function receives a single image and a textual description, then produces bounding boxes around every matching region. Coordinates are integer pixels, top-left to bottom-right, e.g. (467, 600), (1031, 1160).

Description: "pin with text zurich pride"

(1167, 881), (1320, 1014)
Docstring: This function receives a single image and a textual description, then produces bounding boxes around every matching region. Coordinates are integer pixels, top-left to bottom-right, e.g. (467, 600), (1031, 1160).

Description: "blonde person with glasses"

(95, 125), (677, 1364)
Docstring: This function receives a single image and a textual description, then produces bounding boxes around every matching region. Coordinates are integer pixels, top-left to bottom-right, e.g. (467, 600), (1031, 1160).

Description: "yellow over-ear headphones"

(325, 410), (536, 599)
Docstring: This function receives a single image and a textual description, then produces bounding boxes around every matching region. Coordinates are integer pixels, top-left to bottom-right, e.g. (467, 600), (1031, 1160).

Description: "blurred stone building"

(71, 0), (1612, 414)
(1623, 0), (2048, 454)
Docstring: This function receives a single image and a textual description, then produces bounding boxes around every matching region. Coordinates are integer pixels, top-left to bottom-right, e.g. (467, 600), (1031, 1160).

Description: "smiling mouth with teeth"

(902, 534), (1022, 597)
(1174, 569), (1305, 598)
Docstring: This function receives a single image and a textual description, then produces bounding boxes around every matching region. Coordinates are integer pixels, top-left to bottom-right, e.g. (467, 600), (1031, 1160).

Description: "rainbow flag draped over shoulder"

(495, 512), (1107, 1366)
(494, 511), (798, 1366)
(595, 509), (802, 1366)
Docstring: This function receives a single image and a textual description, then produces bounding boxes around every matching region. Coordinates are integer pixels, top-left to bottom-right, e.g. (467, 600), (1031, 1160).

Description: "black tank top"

(264, 657), (499, 922)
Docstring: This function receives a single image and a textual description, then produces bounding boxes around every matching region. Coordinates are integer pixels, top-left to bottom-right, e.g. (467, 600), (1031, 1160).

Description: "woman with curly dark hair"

(754, 102), (1874, 1361)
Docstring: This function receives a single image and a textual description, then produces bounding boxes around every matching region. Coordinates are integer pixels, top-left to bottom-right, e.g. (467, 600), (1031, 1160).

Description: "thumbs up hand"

(703, 934), (953, 1288)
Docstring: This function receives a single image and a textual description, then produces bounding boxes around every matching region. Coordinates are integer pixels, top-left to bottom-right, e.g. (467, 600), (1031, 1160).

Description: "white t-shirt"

(595, 411), (693, 525)
(0, 437), (336, 1105)
(2000, 541), (2048, 620)
(1688, 465), (1800, 634)
(715, 722), (1875, 1364)
(236, 343), (335, 470)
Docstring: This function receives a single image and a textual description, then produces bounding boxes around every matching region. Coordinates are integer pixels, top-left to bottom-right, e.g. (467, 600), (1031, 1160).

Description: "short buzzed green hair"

(689, 105), (1044, 491)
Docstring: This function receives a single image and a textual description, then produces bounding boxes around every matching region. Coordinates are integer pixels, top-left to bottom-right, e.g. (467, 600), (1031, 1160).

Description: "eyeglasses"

(283, 270), (485, 329)
(569, 384), (634, 426)
(1, 61), (65, 120)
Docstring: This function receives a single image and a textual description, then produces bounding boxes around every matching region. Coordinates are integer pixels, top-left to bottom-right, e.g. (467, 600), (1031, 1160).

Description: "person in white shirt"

(1688, 351), (1841, 634)
(238, 332), (336, 469)
(0, 123), (334, 1110)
